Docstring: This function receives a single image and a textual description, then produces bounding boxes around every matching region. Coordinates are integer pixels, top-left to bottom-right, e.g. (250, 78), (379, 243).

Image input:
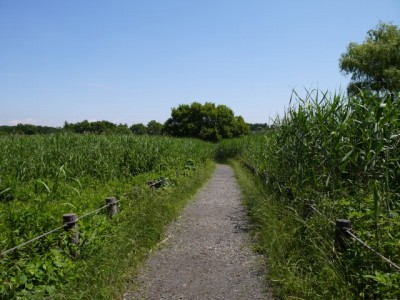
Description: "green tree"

(0, 125), (61, 135)
(248, 123), (271, 132)
(15, 123), (38, 135)
(63, 120), (129, 134)
(146, 120), (163, 135)
(130, 123), (147, 135)
(114, 124), (131, 134)
(163, 102), (250, 142)
(339, 22), (400, 96)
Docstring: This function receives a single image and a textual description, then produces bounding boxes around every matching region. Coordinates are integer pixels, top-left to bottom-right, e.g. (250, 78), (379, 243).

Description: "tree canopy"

(146, 120), (163, 135)
(163, 102), (250, 142)
(64, 120), (131, 134)
(248, 123), (272, 132)
(0, 124), (61, 135)
(339, 22), (400, 96)
(129, 121), (163, 135)
(129, 123), (147, 135)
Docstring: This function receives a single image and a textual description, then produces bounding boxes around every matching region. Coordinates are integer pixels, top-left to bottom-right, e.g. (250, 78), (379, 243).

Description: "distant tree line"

(64, 120), (131, 134)
(129, 120), (163, 135)
(1, 102), (261, 141)
(248, 123), (272, 132)
(0, 124), (62, 135)
(0, 120), (166, 136)
(1, 118), (264, 140)
(63, 120), (165, 135)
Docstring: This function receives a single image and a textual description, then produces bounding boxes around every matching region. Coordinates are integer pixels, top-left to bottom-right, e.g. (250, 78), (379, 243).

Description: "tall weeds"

(0, 134), (215, 298)
(220, 90), (400, 298)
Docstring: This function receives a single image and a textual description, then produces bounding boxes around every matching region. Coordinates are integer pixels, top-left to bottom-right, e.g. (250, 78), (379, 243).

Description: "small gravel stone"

(124, 164), (273, 300)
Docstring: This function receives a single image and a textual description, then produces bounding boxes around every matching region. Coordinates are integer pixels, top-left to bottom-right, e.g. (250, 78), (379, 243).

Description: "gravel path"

(124, 164), (273, 300)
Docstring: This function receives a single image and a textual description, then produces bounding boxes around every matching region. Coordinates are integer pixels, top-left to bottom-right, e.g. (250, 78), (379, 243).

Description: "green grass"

(231, 159), (353, 299)
(55, 160), (216, 299)
(0, 134), (216, 299)
(221, 90), (400, 299)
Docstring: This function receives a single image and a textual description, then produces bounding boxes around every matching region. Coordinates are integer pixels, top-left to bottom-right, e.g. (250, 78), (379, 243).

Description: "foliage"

(247, 123), (272, 132)
(339, 22), (400, 96)
(163, 102), (250, 142)
(129, 123), (147, 135)
(63, 120), (131, 134)
(146, 120), (163, 135)
(231, 160), (353, 299)
(0, 134), (215, 298)
(58, 161), (216, 299)
(218, 90), (400, 298)
(0, 120), (165, 136)
(0, 124), (61, 135)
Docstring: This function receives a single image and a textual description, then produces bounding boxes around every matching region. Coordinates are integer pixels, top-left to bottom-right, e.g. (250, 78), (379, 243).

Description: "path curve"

(124, 164), (273, 299)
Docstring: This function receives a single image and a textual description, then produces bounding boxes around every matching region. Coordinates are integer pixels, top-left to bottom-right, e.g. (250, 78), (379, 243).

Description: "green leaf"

(17, 273), (27, 285)
(341, 149), (353, 163)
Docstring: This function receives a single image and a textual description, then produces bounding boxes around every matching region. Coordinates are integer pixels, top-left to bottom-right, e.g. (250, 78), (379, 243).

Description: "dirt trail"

(124, 164), (273, 299)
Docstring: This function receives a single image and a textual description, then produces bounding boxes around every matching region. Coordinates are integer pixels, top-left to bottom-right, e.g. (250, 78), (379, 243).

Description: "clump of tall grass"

(231, 160), (353, 299)
(0, 134), (216, 298)
(274, 90), (400, 200)
(222, 90), (400, 298)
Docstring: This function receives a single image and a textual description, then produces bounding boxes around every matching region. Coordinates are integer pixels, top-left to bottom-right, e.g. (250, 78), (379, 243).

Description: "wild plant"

(220, 90), (400, 298)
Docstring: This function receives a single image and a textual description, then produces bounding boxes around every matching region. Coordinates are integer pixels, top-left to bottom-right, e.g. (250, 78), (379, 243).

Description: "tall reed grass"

(220, 90), (400, 298)
(0, 134), (215, 298)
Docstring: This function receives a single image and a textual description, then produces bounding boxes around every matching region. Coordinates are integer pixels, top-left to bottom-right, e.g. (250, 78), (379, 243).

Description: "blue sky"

(0, 1), (399, 127)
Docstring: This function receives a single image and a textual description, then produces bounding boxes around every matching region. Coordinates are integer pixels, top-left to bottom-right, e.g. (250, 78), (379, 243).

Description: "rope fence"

(241, 159), (400, 272)
(0, 197), (119, 257)
(0, 224), (68, 257)
(3, 158), (400, 273)
(310, 205), (400, 272)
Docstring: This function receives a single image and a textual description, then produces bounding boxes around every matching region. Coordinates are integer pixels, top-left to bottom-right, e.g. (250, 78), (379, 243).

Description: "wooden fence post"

(106, 197), (118, 218)
(63, 213), (79, 245)
(335, 219), (351, 252)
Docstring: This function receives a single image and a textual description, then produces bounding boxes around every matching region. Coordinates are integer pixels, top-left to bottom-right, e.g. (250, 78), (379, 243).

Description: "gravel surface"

(124, 164), (273, 300)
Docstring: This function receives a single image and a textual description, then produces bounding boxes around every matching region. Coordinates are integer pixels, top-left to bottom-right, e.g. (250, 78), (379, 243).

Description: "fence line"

(310, 205), (400, 272)
(241, 159), (400, 272)
(345, 230), (400, 271)
(0, 224), (68, 257)
(78, 201), (117, 220)
(0, 198), (118, 257)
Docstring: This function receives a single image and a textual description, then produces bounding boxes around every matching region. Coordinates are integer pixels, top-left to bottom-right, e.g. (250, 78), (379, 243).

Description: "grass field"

(0, 134), (215, 299)
(2, 90), (400, 299)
